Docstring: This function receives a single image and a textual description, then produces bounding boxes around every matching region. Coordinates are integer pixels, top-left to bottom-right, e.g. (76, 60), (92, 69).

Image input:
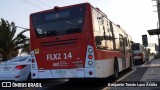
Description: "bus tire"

(141, 58), (145, 64)
(27, 72), (31, 82)
(114, 60), (119, 80)
(128, 57), (132, 70)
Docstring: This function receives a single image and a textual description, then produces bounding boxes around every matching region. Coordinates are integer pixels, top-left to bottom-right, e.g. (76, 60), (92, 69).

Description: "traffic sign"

(142, 34), (148, 47)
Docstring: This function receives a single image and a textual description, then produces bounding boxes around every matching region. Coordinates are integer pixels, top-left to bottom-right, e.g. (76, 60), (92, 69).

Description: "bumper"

(133, 58), (143, 64)
(31, 67), (96, 79)
(0, 73), (28, 82)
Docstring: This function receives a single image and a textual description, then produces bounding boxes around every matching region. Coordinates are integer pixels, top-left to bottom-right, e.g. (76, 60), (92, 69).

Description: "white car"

(0, 55), (31, 82)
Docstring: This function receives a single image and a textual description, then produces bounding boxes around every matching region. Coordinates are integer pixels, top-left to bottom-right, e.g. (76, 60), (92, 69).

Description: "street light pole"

(157, 0), (160, 25)
(157, 0), (160, 53)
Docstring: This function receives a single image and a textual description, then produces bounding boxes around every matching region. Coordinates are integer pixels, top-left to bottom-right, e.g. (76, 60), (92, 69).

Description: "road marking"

(116, 69), (136, 82)
(102, 69), (136, 90)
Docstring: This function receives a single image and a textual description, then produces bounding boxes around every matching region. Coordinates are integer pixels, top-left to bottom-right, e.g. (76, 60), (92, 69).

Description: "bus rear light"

(32, 73), (35, 77)
(14, 65), (26, 70)
(88, 48), (93, 53)
(89, 71), (93, 75)
(88, 61), (93, 66)
(138, 53), (143, 57)
(134, 53), (143, 57)
(88, 55), (93, 59)
(32, 64), (35, 68)
(32, 59), (35, 63)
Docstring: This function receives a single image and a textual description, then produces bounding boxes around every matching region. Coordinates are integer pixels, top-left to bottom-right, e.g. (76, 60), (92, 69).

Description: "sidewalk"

(105, 58), (160, 90)
(141, 58), (160, 81)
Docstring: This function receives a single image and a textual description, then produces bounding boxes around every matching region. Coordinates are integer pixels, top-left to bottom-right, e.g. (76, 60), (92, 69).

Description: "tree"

(20, 41), (30, 55)
(0, 18), (30, 60)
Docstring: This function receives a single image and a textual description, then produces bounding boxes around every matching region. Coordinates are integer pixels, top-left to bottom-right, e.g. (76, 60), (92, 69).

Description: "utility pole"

(148, 0), (160, 56)
(157, 0), (160, 53)
(157, 0), (160, 25)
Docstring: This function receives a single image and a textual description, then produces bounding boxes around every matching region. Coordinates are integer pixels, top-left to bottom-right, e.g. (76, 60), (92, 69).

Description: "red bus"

(30, 3), (132, 80)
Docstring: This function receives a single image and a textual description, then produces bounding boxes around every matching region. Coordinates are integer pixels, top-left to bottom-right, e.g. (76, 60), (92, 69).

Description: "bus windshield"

(31, 4), (86, 38)
(132, 44), (140, 50)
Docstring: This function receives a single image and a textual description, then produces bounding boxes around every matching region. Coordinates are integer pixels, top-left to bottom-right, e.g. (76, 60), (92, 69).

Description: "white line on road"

(102, 69), (136, 90)
(117, 69), (136, 82)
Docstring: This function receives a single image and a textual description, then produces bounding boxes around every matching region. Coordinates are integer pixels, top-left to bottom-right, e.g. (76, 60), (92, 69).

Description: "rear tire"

(128, 57), (132, 70)
(114, 60), (119, 80)
(133, 60), (137, 65)
(141, 58), (145, 64)
(27, 72), (31, 82)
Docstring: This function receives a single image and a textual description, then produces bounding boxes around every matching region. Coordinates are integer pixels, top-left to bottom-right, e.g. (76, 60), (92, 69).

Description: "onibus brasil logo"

(2, 82), (42, 87)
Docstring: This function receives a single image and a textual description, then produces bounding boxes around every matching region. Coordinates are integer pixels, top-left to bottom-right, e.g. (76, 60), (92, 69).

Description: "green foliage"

(0, 18), (30, 60)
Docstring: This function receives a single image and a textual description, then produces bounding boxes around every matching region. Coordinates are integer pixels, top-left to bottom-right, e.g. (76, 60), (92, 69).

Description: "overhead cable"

(36, 0), (52, 8)
(21, 0), (45, 10)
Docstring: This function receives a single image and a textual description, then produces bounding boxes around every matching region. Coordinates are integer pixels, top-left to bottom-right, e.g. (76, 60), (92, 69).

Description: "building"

(147, 43), (157, 54)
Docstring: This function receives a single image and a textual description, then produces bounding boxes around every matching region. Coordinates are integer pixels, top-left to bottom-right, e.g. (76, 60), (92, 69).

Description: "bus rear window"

(31, 4), (86, 38)
(45, 11), (69, 20)
(132, 44), (140, 50)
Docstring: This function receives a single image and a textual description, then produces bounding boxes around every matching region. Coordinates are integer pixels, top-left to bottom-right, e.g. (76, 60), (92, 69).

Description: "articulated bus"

(30, 3), (132, 80)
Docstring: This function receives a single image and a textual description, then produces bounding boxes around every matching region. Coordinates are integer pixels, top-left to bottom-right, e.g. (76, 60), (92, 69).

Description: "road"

(0, 56), (155, 90)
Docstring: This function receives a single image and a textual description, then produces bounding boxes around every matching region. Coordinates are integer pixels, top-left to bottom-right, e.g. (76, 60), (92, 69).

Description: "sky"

(0, 0), (158, 45)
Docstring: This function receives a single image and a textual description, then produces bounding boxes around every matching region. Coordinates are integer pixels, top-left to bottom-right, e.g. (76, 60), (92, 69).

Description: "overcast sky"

(0, 0), (158, 44)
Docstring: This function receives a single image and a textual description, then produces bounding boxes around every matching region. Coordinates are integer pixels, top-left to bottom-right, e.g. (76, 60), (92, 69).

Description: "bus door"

(119, 35), (126, 69)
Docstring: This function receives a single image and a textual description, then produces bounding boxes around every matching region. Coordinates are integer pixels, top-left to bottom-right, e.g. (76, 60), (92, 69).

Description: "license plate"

(55, 70), (65, 75)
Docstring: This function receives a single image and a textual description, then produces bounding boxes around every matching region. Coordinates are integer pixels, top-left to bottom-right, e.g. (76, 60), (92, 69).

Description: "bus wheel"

(114, 60), (119, 80)
(141, 59), (145, 64)
(27, 72), (31, 82)
(128, 57), (132, 70)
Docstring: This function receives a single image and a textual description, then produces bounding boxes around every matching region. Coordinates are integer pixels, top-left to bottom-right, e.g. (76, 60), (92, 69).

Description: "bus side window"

(92, 8), (102, 49)
(95, 36), (102, 45)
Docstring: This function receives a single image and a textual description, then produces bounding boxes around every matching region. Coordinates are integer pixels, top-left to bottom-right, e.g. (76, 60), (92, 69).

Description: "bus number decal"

(67, 53), (72, 59)
(47, 52), (72, 60)
(63, 53), (67, 59)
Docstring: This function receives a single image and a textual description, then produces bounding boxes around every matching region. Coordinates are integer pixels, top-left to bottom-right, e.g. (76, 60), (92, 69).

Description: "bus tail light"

(138, 53), (143, 57)
(32, 73), (35, 77)
(32, 64), (35, 68)
(88, 54), (93, 59)
(88, 48), (93, 53)
(85, 45), (95, 68)
(89, 71), (93, 75)
(88, 61), (93, 66)
(32, 59), (35, 63)
(134, 53), (143, 57)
